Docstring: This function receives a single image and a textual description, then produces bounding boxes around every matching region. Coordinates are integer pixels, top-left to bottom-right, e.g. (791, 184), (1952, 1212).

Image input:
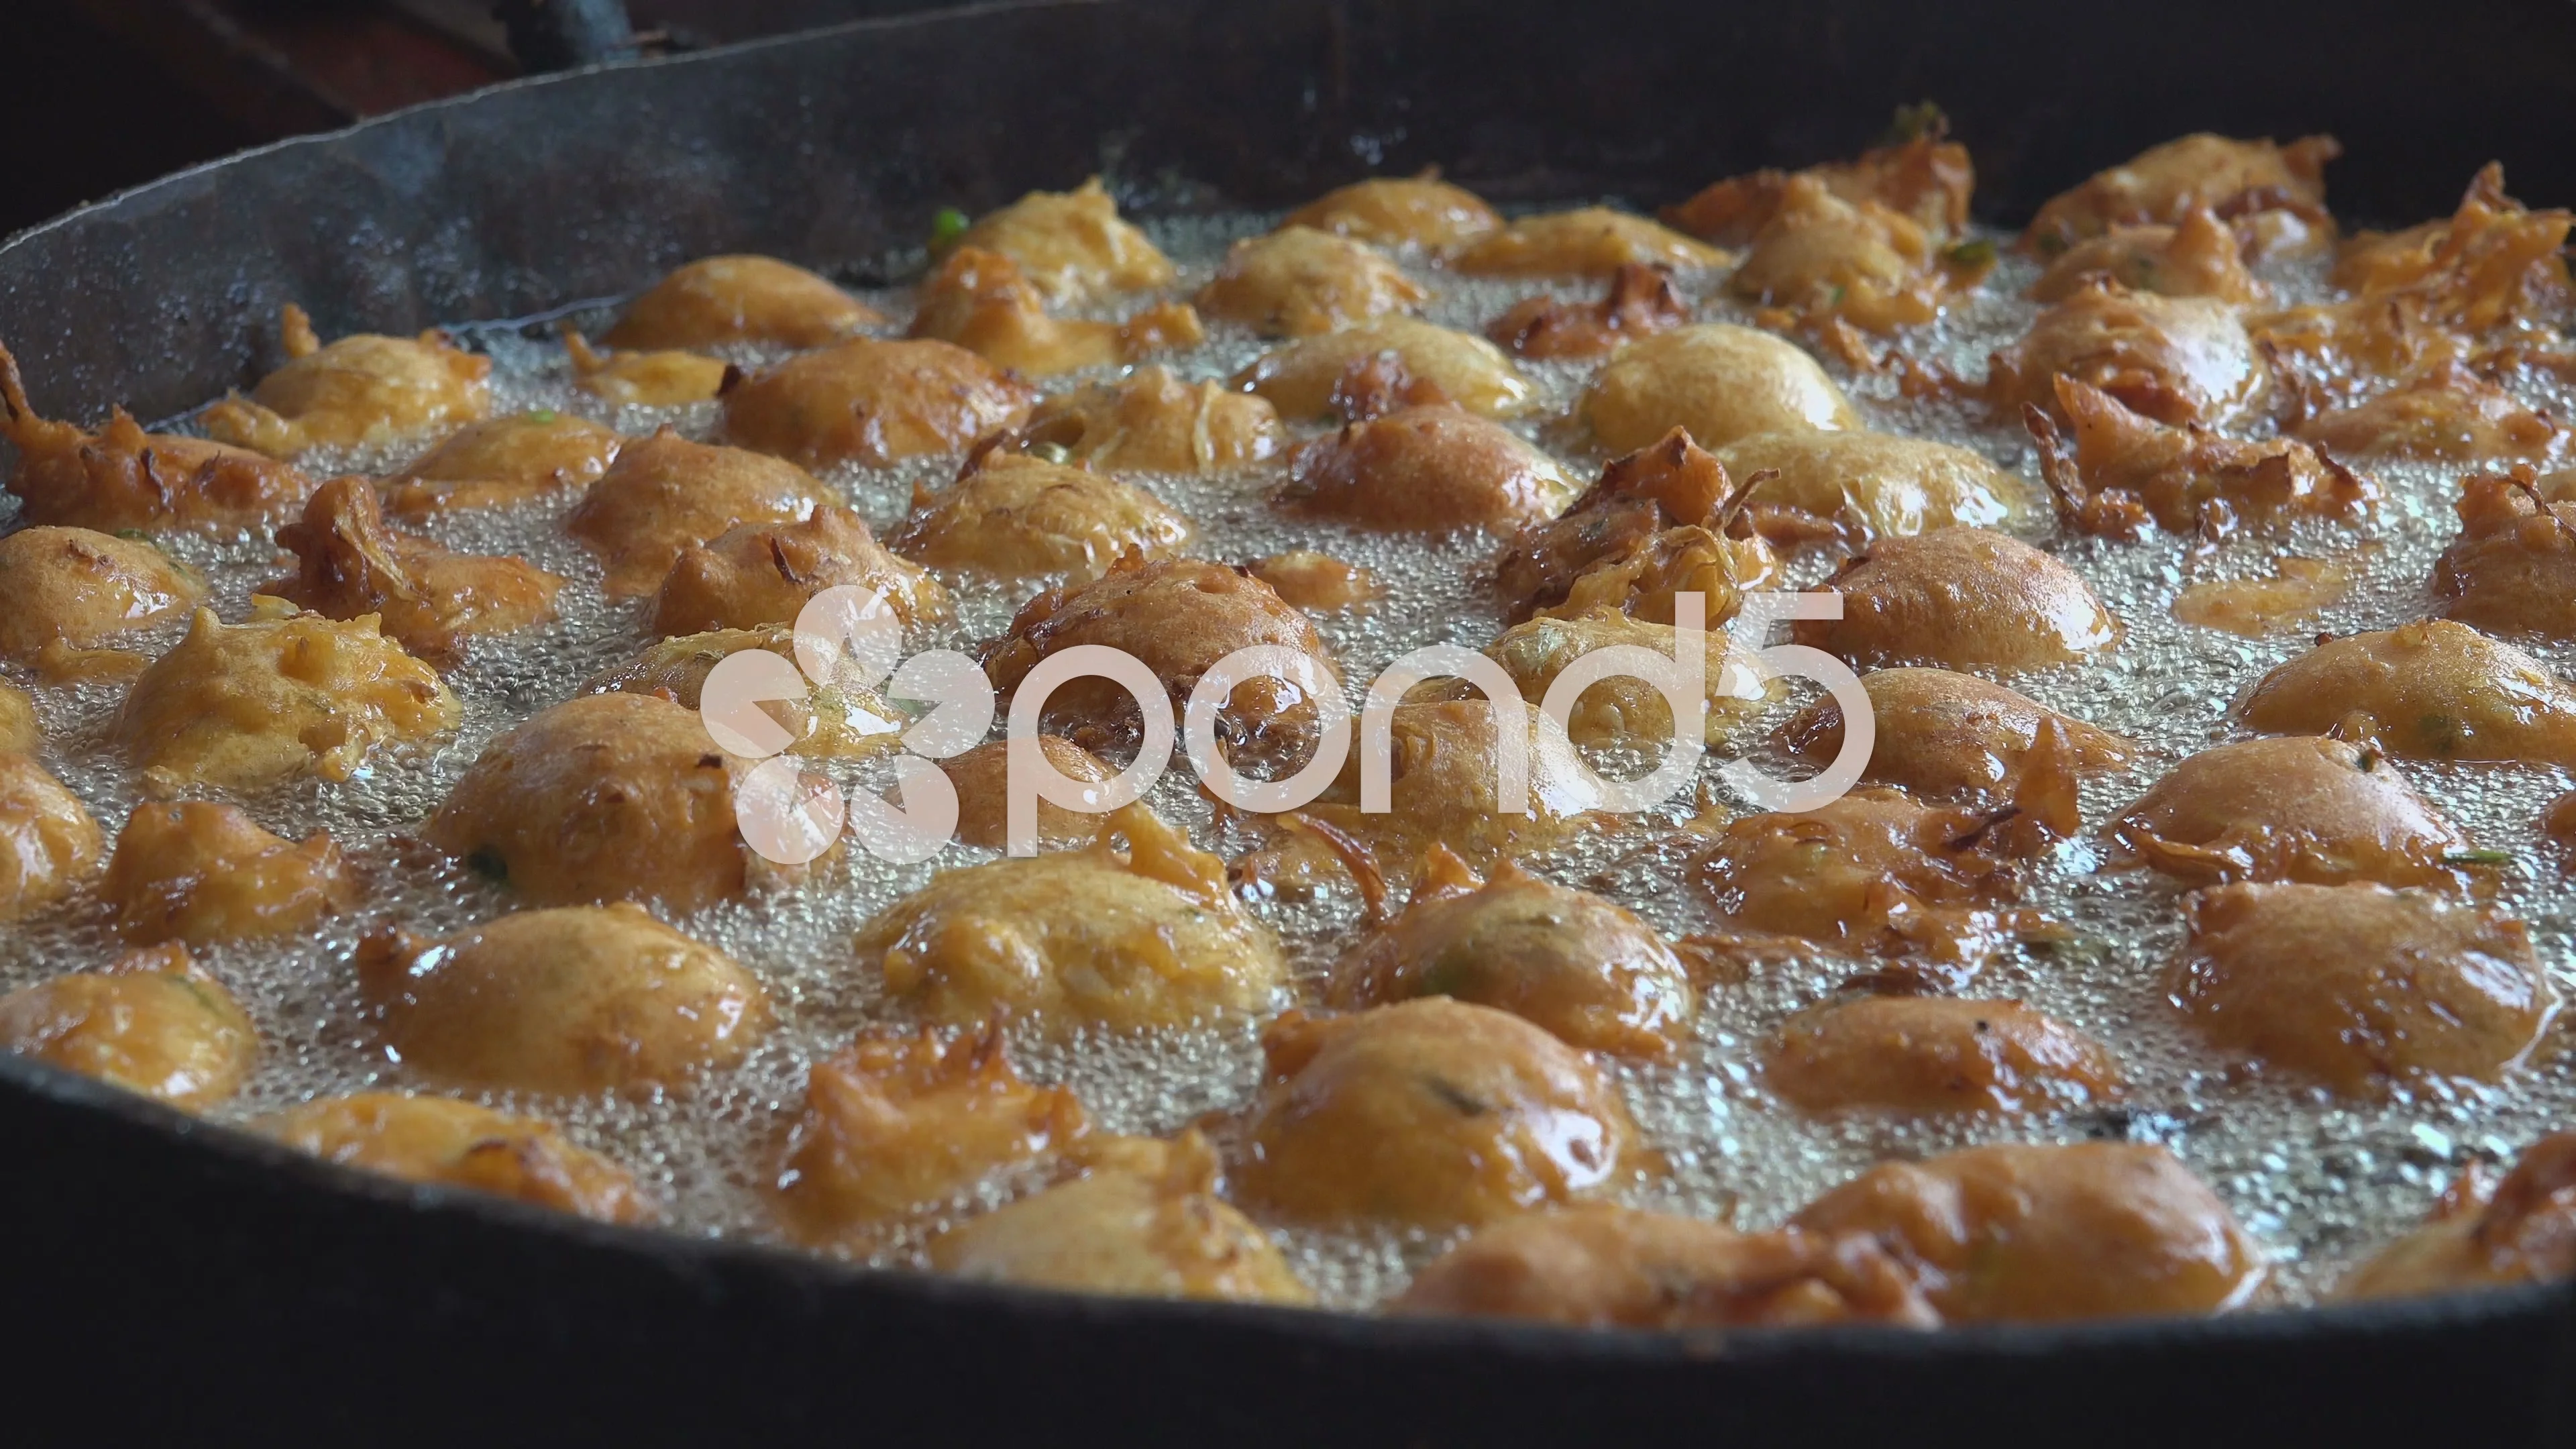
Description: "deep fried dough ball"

(358, 904), (771, 1094)
(0, 684), (35, 755)
(1487, 262), (1688, 360)
(1297, 699), (1603, 874)
(2112, 735), (2469, 888)
(2334, 164), (2574, 301)
(1277, 405), (1574, 531)
(1582, 324), (1859, 453)
(2294, 360), (2563, 462)
(720, 337), (1040, 470)
(1479, 608), (1765, 747)
(2174, 881), (2551, 1095)
(889, 453), (1191, 581)
(1663, 128), (1975, 246)
(379, 409), (622, 519)
(979, 555), (1336, 755)
(0, 753), (102, 921)
(1281, 173), (1500, 253)
(113, 603), (460, 795)
(584, 627), (902, 760)
(855, 808), (1285, 1034)
(1456, 207), (1730, 278)
(562, 329), (730, 407)
(936, 736), (1118, 849)
(1197, 227), (1429, 338)
(1239, 998), (1644, 1229)
(1728, 175), (1986, 332)
(0, 943), (253, 1111)
(565, 426), (824, 596)
(0, 526), (205, 678)
(256, 1092), (651, 1222)
(1693, 787), (2049, 967)
(954, 178), (1175, 303)
(427, 692), (765, 912)
(602, 254), (881, 351)
(1986, 279), (2265, 428)
(776, 1022), (1088, 1242)
(1493, 428), (1781, 625)
(1013, 365), (1285, 474)
(2434, 472), (2576, 640)
(909, 246), (1202, 377)
(2027, 374), (2375, 538)
(1, 341), (313, 532)
(1792, 1142), (2263, 1322)
(2339, 1132), (2576, 1300)
(2238, 619), (2576, 765)
(1234, 318), (1535, 420)
(2023, 132), (2339, 254)
(1713, 429), (2033, 547)
(1768, 996), (2119, 1115)
(928, 1132), (1309, 1303)
(201, 305), (491, 457)
(651, 503), (946, 636)
(1777, 667), (2134, 808)
(1796, 528), (2119, 676)
(1325, 846), (1693, 1059)
(1248, 550), (1383, 612)
(103, 801), (355, 947)
(263, 476), (564, 668)
(2029, 206), (2265, 305)
(1395, 1205), (1937, 1328)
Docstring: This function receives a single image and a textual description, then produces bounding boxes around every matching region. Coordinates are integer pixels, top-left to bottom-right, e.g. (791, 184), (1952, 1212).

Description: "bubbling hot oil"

(5, 207), (2572, 1316)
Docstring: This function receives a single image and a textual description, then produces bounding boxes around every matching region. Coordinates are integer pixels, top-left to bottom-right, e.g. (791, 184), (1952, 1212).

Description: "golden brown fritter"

(1010, 365), (1285, 474)
(2339, 1132), (2576, 1300)
(561, 329), (731, 407)
(1729, 175), (1991, 332)
(1, 340), (314, 533)
(201, 305), (491, 457)
(1713, 429), (2033, 547)
(0, 753), (102, 922)
(2112, 735), (2472, 889)
(2237, 619), (2576, 765)
(379, 409), (622, 519)
(602, 254), (881, 351)
(2029, 206), (2265, 305)
(1195, 226), (1430, 337)
(1987, 279), (2265, 429)
(564, 425), (825, 596)
(1247, 550), (1383, 612)
(1477, 608), (1768, 747)
(2292, 360), (2563, 462)
(855, 807), (1285, 1034)
(262, 476), (564, 669)
(2334, 164), (2576, 301)
(1234, 318), (1535, 421)
(979, 554), (1337, 757)
(927, 1131), (1309, 1304)
(1289, 699), (1604, 878)
(720, 337), (1040, 470)
(426, 692), (771, 912)
(1326, 846), (1693, 1059)
(1691, 786), (2056, 968)
(2173, 881), (2553, 1095)
(952, 177), (1177, 304)
(908, 246), (1203, 376)
(775, 1022), (1088, 1242)
(1485, 262), (1689, 360)
(1237, 998), (1648, 1230)
(1493, 427), (1781, 625)
(1775, 667), (2135, 808)
(2171, 555), (2357, 638)
(2025, 374), (2375, 539)
(2023, 132), (2339, 256)
(1663, 126), (1975, 246)
(1394, 1205), (1939, 1328)
(1792, 1142), (2264, 1322)
(584, 626), (902, 761)
(103, 802), (355, 947)
(256, 1092), (652, 1222)
(0, 943), (254, 1112)
(651, 503), (946, 637)
(1796, 528), (2121, 676)
(1278, 403), (1575, 531)
(1455, 207), (1731, 278)
(2434, 470), (2576, 640)
(1281, 172), (1501, 253)
(889, 452), (1191, 581)
(936, 735), (1120, 849)
(1583, 323), (1859, 453)
(0, 526), (205, 680)
(0, 684), (36, 755)
(1767, 995), (2120, 1115)
(112, 602), (460, 795)
(358, 904), (771, 1095)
